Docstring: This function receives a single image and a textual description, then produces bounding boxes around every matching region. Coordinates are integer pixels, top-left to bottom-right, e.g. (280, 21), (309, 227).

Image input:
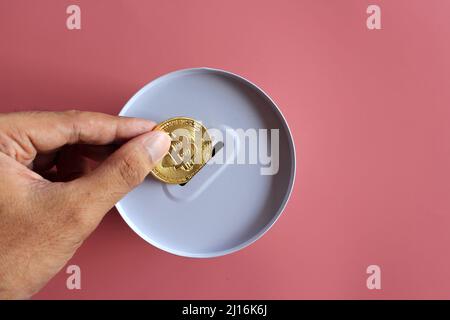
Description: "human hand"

(0, 111), (170, 299)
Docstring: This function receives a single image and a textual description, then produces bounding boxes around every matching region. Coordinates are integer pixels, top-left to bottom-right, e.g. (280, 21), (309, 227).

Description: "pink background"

(1, 0), (450, 299)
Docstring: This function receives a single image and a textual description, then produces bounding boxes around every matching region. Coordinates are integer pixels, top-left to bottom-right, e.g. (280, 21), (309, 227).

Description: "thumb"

(70, 130), (171, 216)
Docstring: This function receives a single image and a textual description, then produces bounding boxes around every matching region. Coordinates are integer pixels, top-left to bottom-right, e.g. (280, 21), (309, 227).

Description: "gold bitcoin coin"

(150, 117), (213, 184)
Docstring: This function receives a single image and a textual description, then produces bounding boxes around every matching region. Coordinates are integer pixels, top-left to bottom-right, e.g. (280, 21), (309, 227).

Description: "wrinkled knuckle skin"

(117, 155), (143, 189)
(0, 136), (16, 158)
(0, 127), (36, 164)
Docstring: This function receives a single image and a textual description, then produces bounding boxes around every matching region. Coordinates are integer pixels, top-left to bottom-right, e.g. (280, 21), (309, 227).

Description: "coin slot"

(211, 141), (224, 158)
(179, 141), (224, 186)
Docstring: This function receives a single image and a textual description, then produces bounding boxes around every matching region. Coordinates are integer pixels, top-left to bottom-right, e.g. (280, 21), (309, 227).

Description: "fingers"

(67, 130), (171, 218)
(0, 111), (156, 166)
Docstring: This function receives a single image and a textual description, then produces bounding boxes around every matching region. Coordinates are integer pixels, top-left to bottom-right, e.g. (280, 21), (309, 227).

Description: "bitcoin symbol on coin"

(150, 117), (213, 184)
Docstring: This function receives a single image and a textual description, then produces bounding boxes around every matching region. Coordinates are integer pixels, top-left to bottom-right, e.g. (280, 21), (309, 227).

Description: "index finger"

(0, 110), (155, 162)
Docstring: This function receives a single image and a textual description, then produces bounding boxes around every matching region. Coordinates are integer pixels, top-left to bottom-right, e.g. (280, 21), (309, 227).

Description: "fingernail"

(143, 131), (171, 163)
